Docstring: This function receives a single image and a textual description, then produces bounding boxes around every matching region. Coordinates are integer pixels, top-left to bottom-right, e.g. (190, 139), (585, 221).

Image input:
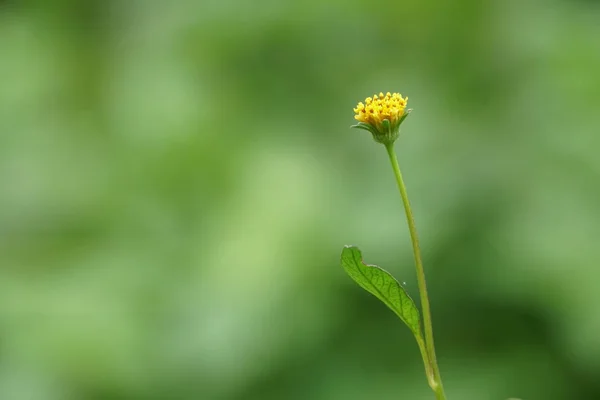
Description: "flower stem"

(384, 143), (446, 400)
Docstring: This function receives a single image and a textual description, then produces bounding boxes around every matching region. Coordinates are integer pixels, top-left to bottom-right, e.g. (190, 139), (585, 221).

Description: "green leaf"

(341, 245), (422, 336)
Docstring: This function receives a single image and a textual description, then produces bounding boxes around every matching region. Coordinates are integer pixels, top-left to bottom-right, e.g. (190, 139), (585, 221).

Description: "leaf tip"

(341, 244), (361, 258)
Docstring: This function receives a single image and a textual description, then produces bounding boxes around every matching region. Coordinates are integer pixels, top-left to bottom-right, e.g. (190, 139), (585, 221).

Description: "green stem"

(415, 335), (436, 390)
(385, 143), (446, 400)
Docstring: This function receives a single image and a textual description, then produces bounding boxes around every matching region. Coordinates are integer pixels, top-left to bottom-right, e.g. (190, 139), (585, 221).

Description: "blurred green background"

(1, 0), (600, 399)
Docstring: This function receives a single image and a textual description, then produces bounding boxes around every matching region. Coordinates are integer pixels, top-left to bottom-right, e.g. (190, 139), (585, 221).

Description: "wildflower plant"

(341, 92), (447, 399)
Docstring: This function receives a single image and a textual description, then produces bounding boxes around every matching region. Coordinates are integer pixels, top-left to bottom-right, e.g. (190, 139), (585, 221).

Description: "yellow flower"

(351, 92), (411, 145)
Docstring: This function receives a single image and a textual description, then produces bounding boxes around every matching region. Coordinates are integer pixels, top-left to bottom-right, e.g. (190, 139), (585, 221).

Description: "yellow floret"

(353, 92), (408, 128)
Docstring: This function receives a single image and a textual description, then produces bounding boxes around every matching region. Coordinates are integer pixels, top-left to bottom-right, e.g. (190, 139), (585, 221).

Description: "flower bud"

(351, 92), (411, 145)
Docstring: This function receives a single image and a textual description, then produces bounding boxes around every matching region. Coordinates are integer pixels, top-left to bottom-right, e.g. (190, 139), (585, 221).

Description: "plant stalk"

(384, 143), (446, 400)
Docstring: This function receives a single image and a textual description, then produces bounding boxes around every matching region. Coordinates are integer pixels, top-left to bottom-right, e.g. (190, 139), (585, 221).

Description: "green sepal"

(381, 119), (392, 135)
(350, 122), (378, 135)
(350, 122), (379, 136)
(393, 109), (411, 131)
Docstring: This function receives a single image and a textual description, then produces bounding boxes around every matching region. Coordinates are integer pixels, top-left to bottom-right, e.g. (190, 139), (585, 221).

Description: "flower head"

(351, 92), (411, 145)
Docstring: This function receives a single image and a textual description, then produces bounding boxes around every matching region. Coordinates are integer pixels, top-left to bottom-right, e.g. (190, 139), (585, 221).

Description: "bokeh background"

(1, 0), (600, 399)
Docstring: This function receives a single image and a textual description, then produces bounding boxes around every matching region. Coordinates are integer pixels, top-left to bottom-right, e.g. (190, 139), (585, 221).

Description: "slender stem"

(415, 335), (436, 390)
(384, 143), (446, 400)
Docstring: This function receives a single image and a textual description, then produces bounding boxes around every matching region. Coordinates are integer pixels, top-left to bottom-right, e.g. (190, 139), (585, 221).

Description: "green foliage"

(341, 246), (422, 337)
